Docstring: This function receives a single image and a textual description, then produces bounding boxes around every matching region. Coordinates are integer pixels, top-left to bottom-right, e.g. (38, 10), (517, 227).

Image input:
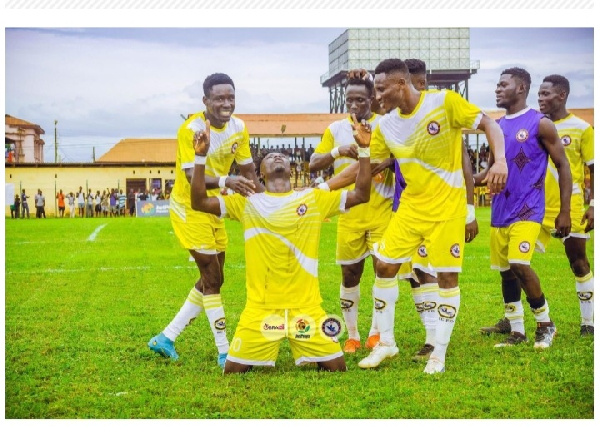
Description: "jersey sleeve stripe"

(216, 196), (227, 218)
(339, 190), (349, 213)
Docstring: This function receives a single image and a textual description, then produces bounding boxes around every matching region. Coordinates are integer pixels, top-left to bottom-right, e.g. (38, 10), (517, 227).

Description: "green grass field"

(4, 207), (594, 419)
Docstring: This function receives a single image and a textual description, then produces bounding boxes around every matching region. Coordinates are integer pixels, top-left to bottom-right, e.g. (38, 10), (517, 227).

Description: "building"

(5, 114), (46, 163)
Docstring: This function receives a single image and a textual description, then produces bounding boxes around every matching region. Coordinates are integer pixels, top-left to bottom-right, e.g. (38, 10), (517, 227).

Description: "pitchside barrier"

(136, 200), (170, 217)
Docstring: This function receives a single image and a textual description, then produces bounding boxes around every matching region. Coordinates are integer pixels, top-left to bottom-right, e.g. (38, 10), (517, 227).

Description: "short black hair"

(501, 67), (531, 95)
(345, 77), (374, 97)
(374, 58), (408, 75)
(405, 59), (427, 75)
(543, 74), (570, 97)
(203, 73), (235, 97)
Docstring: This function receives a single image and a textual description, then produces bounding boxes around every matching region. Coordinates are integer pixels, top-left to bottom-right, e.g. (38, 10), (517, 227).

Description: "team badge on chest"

(296, 203), (307, 216)
(516, 129), (529, 142)
(231, 142), (238, 154)
(561, 135), (572, 146)
(427, 121), (441, 135)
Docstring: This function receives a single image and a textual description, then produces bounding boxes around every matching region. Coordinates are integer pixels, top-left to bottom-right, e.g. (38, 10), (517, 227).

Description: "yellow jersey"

(371, 89), (482, 221)
(218, 188), (348, 309)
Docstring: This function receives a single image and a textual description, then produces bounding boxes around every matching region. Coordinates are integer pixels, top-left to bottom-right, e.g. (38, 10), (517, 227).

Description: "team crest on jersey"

(519, 241), (531, 253)
(578, 291), (593, 301)
(321, 317), (342, 337)
(450, 243), (460, 258)
(427, 121), (441, 135)
(214, 318), (226, 331)
(340, 298), (355, 310)
(296, 203), (308, 216)
(231, 142), (239, 154)
(516, 129), (529, 142)
(561, 135), (572, 146)
(418, 245), (428, 258)
(374, 298), (386, 310)
(438, 304), (457, 319)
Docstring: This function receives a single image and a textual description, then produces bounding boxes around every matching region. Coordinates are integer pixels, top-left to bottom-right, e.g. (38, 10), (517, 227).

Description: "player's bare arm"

(344, 113), (372, 208)
(539, 117), (572, 237)
(190, 120), (222, 216)
(309, 144), (359, 172)
(324, 158), (389, 191)
(478, 114), (508, 195)
(463, 143), (479, 243)
(582, 163), (594, 232)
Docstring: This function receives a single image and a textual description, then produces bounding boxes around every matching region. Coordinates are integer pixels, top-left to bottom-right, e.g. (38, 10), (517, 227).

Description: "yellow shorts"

(376, 213), (465, 273)
(490, 221), (541, 271)
(537, 192), (589, 252)
(397, 245), (436, 280)
(170, 200), (227, 253)
(227, 305), (344, 367)
(335, 214), (390, 264)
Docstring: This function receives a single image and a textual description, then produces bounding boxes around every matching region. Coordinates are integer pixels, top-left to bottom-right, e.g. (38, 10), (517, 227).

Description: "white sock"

(340, 283), (361, 340)
(372, 277), (399, 346)
(531, 299), (551, 324)
(432, 287), (460, 364)
(163, 287), (204, 341)
(505, 300), (525, 335)
(576, 272), (594, 326)
(204, 294), (229, 354)
(420, 283), (439, 346)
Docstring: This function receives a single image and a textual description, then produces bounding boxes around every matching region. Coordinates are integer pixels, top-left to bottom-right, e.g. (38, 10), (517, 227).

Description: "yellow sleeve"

(444, 90), (482, 130)
(315, 128), (335, 154)
(221, 193), (246, 221)
(370, 124), (388, 163)
(177, 123), (196, 169)
(235, 125), (253, 165)
(314, 189), (345, 219)
(581, 125), (594, 165)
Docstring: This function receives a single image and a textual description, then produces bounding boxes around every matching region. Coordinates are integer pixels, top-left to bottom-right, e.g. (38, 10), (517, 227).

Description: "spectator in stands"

(68, 192), (76, 218)
(77, 186), (85, 217)
(12, 194), (20, 219)
(128, 188), (136, 216)
(21, 189), (30, 218)
(56, 189), (66, 217)
(118, 189), (127, 216)
(35, 189), (46, 218)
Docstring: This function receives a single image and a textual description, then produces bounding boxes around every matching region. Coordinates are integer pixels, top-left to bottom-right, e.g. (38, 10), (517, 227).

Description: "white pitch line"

(87, 224), (108, 241)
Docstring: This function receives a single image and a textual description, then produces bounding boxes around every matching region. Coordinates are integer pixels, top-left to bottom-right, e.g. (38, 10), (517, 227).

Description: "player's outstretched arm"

(582, 163), (594, 232)
(462, 143), (478, 243)
(190, 120), (222, 216)
(309, 144), (359, 172)
(478, 114), (507, 195)
(345, 114), (371, 208)
(539, 117), (572, 237)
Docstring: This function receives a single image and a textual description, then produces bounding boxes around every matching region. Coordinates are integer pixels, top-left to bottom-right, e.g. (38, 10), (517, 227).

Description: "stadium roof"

(97, 109), (594, 163)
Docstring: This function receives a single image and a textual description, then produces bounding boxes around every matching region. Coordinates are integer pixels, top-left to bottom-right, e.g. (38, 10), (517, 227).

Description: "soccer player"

(477, 68), (572, 349)
(356, 58), (507, 373)
(148, 73), (263, 367)
(309, 77), (394, 354)
(189, 113), (373, 374)
(482, 74), (593, 337)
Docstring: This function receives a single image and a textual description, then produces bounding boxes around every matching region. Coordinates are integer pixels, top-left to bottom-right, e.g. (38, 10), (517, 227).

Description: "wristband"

(590, 199), (594, 207)
(358, 147), (370, 158)
(466, 204), (476, 224)
(330, 147), (341, 159)
(317, 182), (330, 191)
(194, 155), (207, 165)
(219, 176), (227, 189)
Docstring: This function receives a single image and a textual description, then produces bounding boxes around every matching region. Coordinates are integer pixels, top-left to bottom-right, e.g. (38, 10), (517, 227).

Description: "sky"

(4, 16), (596, 163)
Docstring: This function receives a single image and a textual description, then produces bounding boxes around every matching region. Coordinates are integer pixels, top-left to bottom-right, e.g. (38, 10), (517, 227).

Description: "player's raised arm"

(344, 114), (371, 209)
(190, 119), (223, 216)
(478, 114), (508, 195)
(539, 116), (572, 237)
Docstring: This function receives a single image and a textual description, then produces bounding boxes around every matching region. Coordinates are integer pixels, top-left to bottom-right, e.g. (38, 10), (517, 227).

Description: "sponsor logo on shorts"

(438, 304), (457, 319)
(423, 301), (437, 311)
(295, 318), (311, 339)
(296, 203), (308, 216)
(374, 298), (386, 310)
(231, 142), (239, 154)
(450, 243), (461, 258)
(263, 323), (285, 331)
(516, 129), (529, 142)
(427, 121), (441, 135)
(418, 245), (428, 258)
(321, 317), (342, 338)
(340, 298), (354, 310)
(561, 135), (572, 146)
(261, 314), (287, 341)
(214, 317), (226, 331)
(519, 241), (531, 253)
(578, 291), (593, 301)
(504, 304), (516, 313)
